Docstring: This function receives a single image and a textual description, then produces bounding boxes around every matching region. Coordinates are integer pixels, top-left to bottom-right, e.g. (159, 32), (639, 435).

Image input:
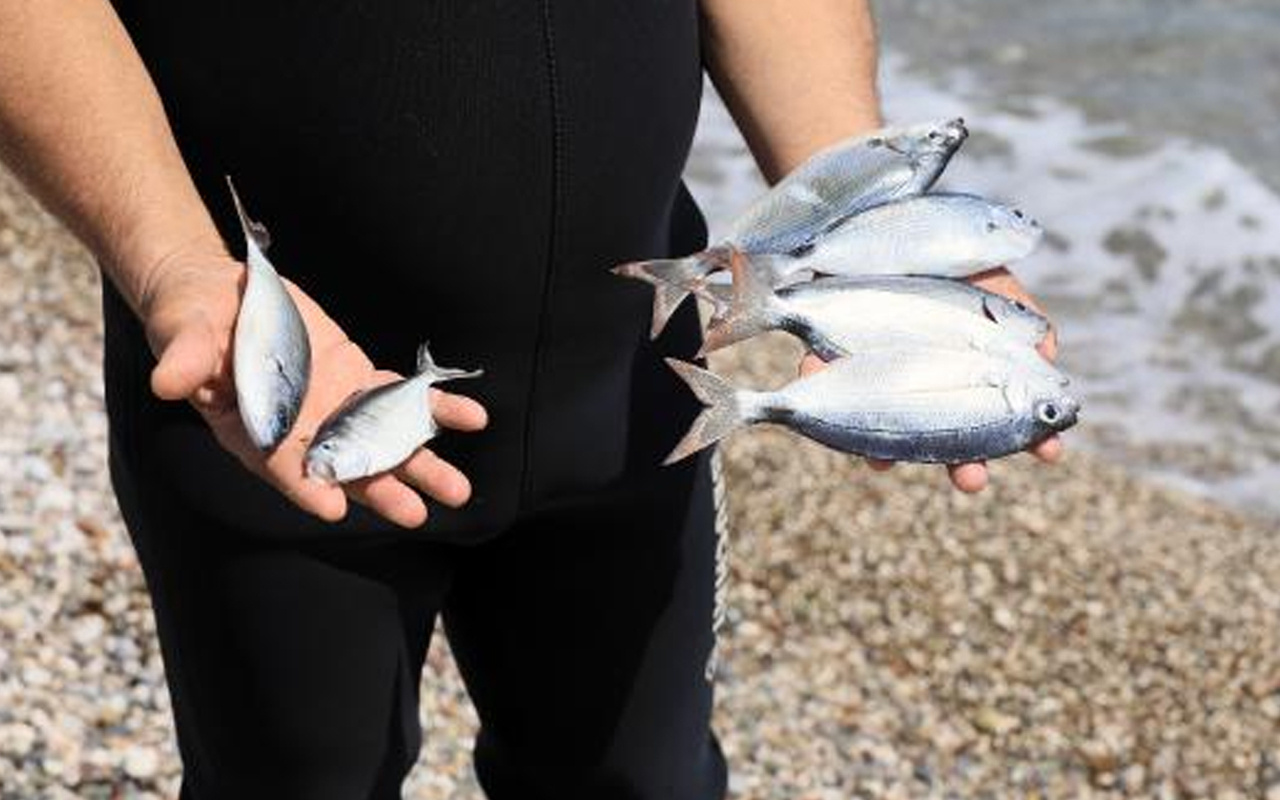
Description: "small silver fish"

(228, 178), (311, 451)
(305, 343), (482, 484)
(728, 117), (969, 255)
(614, 118), (968, 337)
(753, 193), (1043, 287)
(698, 251), (1051, 359)
(664, 355), (1078, 465)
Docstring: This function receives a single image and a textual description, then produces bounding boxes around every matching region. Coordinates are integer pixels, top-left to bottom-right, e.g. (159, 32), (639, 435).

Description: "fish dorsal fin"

(225, 176), (272, 253)
(415, 342), (484, 384)
(415, 341), (436, 375)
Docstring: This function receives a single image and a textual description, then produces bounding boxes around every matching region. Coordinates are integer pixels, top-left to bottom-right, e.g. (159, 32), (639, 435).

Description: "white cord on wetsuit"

(705, 446), (731, 682)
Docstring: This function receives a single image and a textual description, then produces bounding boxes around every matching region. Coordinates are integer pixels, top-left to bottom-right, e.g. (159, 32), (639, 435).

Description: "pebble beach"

(3, 155), (1280, 800)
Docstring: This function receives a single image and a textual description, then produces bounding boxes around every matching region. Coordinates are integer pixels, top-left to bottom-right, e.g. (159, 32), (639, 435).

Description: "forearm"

(700, 0), (883, 183)
(0, 0), (224, 315)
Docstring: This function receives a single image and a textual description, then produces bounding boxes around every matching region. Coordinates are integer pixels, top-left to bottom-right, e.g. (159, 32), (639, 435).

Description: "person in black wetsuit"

(0, 1), (1064, 797)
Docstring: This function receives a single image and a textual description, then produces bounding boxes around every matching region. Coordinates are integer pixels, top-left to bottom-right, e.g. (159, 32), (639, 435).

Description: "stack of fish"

(226, 179), (481, 484)
(613, 119), (1079, 465)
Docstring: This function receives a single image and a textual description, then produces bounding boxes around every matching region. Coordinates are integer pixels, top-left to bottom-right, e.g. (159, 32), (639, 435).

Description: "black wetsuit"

(102, 1), (724, 797)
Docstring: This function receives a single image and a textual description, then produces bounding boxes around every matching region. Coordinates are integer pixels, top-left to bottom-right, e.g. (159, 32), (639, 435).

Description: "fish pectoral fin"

(994, 378), (1019, 413)
(784, 182), (825, 207)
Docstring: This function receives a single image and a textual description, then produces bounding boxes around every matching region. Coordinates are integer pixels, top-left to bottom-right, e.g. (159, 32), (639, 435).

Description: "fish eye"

(986, 221), (999, 233)
(1037, 402), (1060, 424)
(1013, 300), (1028, 311)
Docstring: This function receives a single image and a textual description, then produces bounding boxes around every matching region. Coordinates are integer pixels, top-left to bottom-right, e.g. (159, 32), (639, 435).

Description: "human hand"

(797, 266), (1062, 493)
(138, 247), (488, 527)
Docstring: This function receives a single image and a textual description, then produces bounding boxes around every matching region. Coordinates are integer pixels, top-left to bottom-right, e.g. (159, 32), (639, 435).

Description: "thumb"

(151, 320), (220, 401)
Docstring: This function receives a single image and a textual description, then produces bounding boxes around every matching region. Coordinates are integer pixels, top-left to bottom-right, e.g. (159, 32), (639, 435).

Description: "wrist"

(99, 212), (230, 319)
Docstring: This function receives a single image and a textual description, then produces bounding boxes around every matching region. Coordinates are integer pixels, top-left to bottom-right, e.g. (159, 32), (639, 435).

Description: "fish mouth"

(1015, 225), (1045, 252)
(942, 117), (969, 144)
(1051, 396), (1082, 431)
(305, 456), (338, 484)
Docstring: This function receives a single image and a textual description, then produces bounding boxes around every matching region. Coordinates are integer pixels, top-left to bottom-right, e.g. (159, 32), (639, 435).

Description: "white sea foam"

(684, 52), (1280, 518)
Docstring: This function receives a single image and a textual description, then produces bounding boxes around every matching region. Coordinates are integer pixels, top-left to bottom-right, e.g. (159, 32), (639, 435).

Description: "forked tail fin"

(697, 249), (785, 357)
(612, 246), (734, 338)
(224, 176), (272, 254)
(663, 358), (758, 465)
(415, 342), (484, 384)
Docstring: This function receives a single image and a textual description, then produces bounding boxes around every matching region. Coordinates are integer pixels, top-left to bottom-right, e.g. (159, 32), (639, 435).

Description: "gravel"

(4, 166), (1280, 798)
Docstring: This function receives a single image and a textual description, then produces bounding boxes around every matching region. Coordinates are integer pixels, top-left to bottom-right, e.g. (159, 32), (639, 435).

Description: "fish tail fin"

(612, 246), (734, 338)
(224, 176), (272, 253)
(697, 249), (784, 357)
(415, 342), (484, 384)
(662, 358), (758, 465)
(694, 282), (734, 322)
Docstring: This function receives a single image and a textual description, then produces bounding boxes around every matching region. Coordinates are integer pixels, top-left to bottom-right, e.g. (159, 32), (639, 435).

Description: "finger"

(947, 462), (988, 493)
(255, 444), (350, 522)
(345, 473), (429, 528)
(1038, 326), (1059, 361)
(866, 458), (895, 472)
(396, 449), (472, 508)
(430, 390), (489, 431)
(287, 477), (350, 523)
(798, 354), (828, 377)
(151, 321), (219, 400)
(1031, 434), (1064, 463)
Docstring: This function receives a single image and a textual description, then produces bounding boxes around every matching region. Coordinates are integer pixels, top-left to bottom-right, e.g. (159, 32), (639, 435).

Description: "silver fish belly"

(767, 358), (1076, 462)
(699, 254), (1052, 358)
(228, 179), (311, 451)
(664, 355), (1078, 465)
(305, 344), (481, 484)
(753, 193), (1044, 286)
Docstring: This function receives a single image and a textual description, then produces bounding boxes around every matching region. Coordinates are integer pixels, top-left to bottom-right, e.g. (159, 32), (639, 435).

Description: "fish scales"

(664, 356), (1078, 465)
(755, 193), (1043, 286)
(781, 389), (1052, 462)
(700, 253), (1053, 364)
(228, 178), (311, 451)
(305, 343), (481, 484)
(729, 118), (966, 255)
(614, 118), (968, 337)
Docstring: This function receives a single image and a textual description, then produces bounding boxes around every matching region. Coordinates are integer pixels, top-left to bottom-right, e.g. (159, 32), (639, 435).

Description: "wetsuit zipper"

(520, 0), (565, 509)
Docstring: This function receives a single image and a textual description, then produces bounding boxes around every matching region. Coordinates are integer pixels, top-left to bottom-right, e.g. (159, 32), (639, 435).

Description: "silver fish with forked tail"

(727, 117), (969, 254)
(697, 250), (1051, 359)
(228, 178), (311, 451)
(663, 355), (1078, 465)
(749, 193), (1043, 288)
(614, 118), (968, 337)
(305, 344), (482, 484)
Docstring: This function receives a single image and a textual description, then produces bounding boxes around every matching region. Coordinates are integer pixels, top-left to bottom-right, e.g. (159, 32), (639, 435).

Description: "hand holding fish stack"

(614, 118), (1078, 470)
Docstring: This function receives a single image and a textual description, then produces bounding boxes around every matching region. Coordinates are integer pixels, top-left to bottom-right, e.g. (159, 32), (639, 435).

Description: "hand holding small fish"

(797, 266), (1063, 493)
(142, 250), (488, 527)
